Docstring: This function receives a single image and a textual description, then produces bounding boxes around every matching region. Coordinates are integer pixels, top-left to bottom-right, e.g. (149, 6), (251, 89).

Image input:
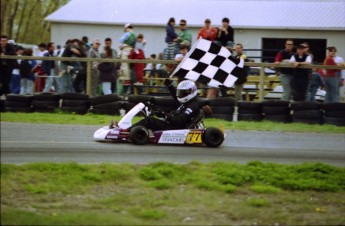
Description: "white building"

(45, 0), (345, 61)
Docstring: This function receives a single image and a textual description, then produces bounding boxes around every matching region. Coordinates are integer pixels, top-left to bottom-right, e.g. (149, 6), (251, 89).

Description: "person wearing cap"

(197, 19), (217, 42)
(177, 19), (192, 48)
(0, 35), (17, 96)
(323, 46), (343, 103)
(87, 39), (102, 97)
(215, 17), (234, 47)
(10, 45), (25, 94)
(119, 23), (136, 88)
(289, 44), (312, 101)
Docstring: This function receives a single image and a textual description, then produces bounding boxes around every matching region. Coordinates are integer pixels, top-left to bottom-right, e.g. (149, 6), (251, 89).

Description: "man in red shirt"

(323, 46), (342, 103)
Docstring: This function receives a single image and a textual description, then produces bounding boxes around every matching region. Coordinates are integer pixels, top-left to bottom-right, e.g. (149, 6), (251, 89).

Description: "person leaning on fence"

(215, 17), (234, 48)
(306, 68), (325, 102)
(234, 43), (250, 101)
(0, 35), (17, 96)
(289, 44), (312, 101)
(41, 42), (60, 93)
(88, 39), (102, 97)
(119, 23), (137, 88)
(20, 48), (38, 95)
(10, 45), (25, 94)
(98, 46), (117, 95)
(323, 46), (343, 103)
(274, 39), (294, 101)
(103, 37), (118, 93)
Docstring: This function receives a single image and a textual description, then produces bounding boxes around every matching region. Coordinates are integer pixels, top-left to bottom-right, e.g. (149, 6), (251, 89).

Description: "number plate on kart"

(185, 131), (202, 144)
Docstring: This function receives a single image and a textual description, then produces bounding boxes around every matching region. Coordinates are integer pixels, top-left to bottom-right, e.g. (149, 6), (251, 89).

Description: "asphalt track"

(1, 122), (344, 166)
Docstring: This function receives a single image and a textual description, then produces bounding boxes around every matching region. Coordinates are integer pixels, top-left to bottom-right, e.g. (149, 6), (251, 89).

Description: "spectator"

(197, 18), (217, 42)
(333, 51), (345, 101)
(306, 68), (325, 102)
(165, 17), (178, 60)
(215, 17), (234, 47)
(274, 39), (294, 101)
(234, 43), (249, 101)
(20, 48), (37, 95)
(119, 23), (136, 87)
(60, 39), (84, 93)
(129, 47), (145, 86)
(82, 36), (91, 51)
(290, 44), (312, 101)
(0, 35), (17, 96)
(55, 45), (62, 56)
(34, 42), (48, 92)
(174, 45), (188, 62)
(323, 46), (343, 103)
(88, 38), (102, 97)
(177, 19), (192, 48)
(10, 45), (25, 94)
(42, 42), (59, 93)
(135, 33), (146, 54)
(72, 39), (89, 93)
(104, 37), (118, 93)
(98, 46), (117, 95)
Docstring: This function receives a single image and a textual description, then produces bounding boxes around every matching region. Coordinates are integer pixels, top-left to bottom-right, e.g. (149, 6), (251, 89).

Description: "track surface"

(1, 122), (344, 166)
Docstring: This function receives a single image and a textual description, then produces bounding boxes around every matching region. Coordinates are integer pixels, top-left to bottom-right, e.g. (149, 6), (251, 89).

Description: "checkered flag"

(171, 38), (243, 88)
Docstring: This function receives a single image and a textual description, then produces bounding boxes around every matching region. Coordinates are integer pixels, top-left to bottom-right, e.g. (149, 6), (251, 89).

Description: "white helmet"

(176, 80), (198, 103)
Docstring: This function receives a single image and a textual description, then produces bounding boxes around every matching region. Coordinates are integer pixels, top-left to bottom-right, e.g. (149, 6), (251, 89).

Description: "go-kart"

(93, 101), (225, 147)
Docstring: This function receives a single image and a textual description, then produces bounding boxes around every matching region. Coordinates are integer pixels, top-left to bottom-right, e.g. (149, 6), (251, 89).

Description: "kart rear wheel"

(203, 127), (224, 147)
(130, 126), (149, 145)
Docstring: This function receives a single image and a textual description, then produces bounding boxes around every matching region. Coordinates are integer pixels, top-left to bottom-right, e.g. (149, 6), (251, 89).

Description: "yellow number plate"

(186, 131), (203, 144)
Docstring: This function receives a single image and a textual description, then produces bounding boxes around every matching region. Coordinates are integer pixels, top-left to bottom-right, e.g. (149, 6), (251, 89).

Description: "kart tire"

(262, 100), (290, 107)
(5, 101), (31, 108)
(130, 126), (149, 145)
(0, 100), (5, 112)
(32, 100), (60, 108)
(209, 97), (235, 106)
(6, 94), (33, 102)
(292, 110), (323, 119)
(292, 117), (323, 125)
(324, 110), (345, 118)
(238, 108), (261, 114)
(33, 108), (57, 113)
(5, 107), (33, 113)
(92, 101), (123, 110)
(60, 93), (89, 100)
(323, 117), (345, 126)
(153, 97), (178, 107)
(33, 93), (61, 101)
(211, 106), (235, 114)
(238, 113), (263, 121)
(62, 100), (91, 108)
(128, 95), (154, 104)
(262, 106), (290, 115)
(290, 101), (322, 111)
(89, 94), (123, 106)
(322, 103), (345, 111)
(203, 127), (224, 148)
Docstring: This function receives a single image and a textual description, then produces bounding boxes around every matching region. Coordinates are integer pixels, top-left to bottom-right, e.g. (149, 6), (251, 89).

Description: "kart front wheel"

(203, 127), (224, 147)
(130, 126), (149, 145)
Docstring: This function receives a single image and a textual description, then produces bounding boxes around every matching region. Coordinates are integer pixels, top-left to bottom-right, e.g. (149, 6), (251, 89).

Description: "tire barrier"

(2, 94), (344, 126)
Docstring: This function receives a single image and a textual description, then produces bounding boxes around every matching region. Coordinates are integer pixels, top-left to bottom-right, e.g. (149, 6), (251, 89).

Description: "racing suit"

(131, 84), (201, 131)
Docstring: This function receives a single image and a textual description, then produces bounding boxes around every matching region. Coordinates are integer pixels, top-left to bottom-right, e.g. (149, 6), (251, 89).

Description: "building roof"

(45, 0), (345, 30)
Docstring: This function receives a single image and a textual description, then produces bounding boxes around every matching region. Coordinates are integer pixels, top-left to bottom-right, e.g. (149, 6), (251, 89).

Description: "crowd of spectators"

(1, 17), (344, 102)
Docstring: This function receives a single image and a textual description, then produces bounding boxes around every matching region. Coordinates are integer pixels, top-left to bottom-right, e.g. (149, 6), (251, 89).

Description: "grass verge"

(1, 161), (345, 225)
(1, 111), (345, 133)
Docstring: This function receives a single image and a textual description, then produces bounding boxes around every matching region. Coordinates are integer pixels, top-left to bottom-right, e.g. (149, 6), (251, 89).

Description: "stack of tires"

(153, 96), (179, 114)
(32, 93), (60, 113)
(291, 101), (323, 125)
(60, 93), (90, 115)
(125, 95), (155, 116)
(0, 99), (5, 112)
(323, 103), (345, 126)
(90, 94), (123, 115)
(208, 97), (235, 121)
(262, 100), (291, 123)
(237, 101), (263, 122)
(4, 94), (33, 112)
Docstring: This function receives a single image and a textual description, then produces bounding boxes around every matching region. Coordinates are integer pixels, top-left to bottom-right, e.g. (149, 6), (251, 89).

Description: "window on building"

(262, 38), (327, 64)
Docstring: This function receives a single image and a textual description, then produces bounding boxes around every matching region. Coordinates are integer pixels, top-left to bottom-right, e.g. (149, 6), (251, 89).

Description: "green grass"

(1, 161), (345, 225)
(1, 111), (345, 133)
